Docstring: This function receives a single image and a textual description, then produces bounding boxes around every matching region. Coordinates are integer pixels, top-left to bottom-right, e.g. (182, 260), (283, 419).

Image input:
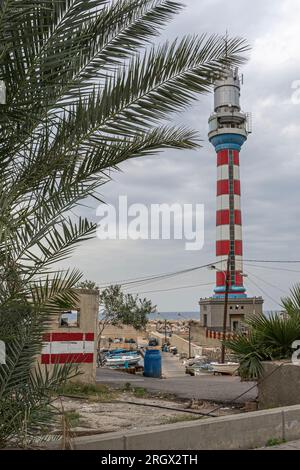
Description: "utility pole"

(221, 255), (230, 364)
(188, 321), (191, 359)
(164, 319), (167, 344)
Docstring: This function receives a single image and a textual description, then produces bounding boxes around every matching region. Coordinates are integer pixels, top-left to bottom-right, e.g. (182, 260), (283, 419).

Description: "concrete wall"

(48, 404), (300, 450)
(38, 289), (99, 384)
(150, 331), (202, 357)
(258, 361), (300, 409)
(168, 334), (203, 357)
(199, 297), (264, 329)
(99, 324), (147, 343)
(189, 323), (221, 347)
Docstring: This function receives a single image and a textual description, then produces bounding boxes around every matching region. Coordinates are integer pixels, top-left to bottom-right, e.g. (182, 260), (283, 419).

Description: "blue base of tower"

(209, 133), (247, 151)
(213, 293), (248, 299)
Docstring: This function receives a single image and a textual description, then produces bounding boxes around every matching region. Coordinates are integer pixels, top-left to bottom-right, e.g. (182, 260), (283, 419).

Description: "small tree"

(76, 280), (99, 290)
(98, 285), (155, 358)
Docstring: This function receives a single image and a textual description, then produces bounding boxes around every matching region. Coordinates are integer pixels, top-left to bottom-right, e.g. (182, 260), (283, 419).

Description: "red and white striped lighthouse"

(208, 68), (250, 298)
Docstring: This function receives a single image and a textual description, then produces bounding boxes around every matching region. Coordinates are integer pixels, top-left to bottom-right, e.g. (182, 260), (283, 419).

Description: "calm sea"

(150, 311), (199, 320)
(99, 310), (280, 321)
(151, 310), (280, 320)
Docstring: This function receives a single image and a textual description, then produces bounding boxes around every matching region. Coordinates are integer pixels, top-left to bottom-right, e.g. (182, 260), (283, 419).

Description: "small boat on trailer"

(105, 353), (142, 367)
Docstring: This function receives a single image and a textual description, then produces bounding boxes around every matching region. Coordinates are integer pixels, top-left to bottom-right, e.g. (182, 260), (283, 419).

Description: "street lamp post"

(188, 322), (191, 359)
(157, 312), (168, 347)
(164, 319), (167, 344)
(178, 313), (192, 359)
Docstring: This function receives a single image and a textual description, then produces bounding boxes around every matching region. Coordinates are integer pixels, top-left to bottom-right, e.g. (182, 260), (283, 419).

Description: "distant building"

(199, 67), (263, 331)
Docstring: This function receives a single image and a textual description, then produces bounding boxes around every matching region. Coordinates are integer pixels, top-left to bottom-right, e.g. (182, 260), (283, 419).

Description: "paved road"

(96, 353), (257, 404)
(161, 352), (186, 378)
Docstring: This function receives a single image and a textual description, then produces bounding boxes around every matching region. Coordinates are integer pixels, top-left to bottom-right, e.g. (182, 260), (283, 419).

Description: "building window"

(230, 306), (233, 310)
(59, 309), (80, 328)
(241, 306), (244, 310)
(203, 314), (207, 327)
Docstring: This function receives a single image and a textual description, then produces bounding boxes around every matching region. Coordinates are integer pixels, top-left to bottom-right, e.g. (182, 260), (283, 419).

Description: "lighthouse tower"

(208, 67), (248, 298)
(199, 68), (263, 332)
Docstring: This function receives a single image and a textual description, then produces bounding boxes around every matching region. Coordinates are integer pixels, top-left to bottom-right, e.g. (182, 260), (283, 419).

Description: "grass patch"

(64, 410), (82, 428)
(58, 382), (117, 402)
(162, 414), (203, 425)
(120, 385), (177, 401)
(266, 438), (286, 447)
(133, 387), (147, 398)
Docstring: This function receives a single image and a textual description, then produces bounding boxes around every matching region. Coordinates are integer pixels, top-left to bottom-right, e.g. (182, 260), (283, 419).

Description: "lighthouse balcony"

(208, 127), (248, 144)
(210, 109), (246, 123)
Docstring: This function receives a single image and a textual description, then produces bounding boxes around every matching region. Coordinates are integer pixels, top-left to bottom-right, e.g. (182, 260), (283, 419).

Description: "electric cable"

(97, 261), (222, 289)
(243, 268), (288, 295)
(125, 281), (215, 295)
(244, 263), (300, 274)
(97, 259), (300, 290)
(205, 363), (284, 416)
(244, 275), (282, 308)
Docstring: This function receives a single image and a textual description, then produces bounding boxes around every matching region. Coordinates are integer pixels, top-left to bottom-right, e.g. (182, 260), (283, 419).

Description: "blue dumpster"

(143, 349), (162, 378)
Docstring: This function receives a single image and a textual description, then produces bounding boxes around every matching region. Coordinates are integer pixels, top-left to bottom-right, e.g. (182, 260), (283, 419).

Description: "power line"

(244, 263), (300, 274)
(244, 259), (300, 263)
(125, 282), (215, 295)
(244, 268), (288, 295)
(206, 363), (284, 417)
(245, 275), (282, 307)
(97, 261), (221, 289)
(96, 258), (300, 291)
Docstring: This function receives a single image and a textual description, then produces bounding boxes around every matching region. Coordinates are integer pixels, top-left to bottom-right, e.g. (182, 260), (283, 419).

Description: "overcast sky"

(66, 0), (300, 312)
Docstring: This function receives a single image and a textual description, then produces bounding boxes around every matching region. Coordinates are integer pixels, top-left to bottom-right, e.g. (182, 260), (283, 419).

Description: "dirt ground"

(57, 390), (243, 436)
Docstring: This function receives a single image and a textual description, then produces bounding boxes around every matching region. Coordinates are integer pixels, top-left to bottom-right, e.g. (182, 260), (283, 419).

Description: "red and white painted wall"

(38, 289), (99, 384)
(41, 332), (95, 364)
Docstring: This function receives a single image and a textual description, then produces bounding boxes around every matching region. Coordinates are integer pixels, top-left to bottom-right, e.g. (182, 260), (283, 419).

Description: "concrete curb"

(48, 404), (300, 450)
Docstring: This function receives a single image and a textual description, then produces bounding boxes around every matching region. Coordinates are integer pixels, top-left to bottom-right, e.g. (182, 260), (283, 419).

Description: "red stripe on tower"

(235, 272), (244, 286)
(217, 149), (239, 166)
(216, 240), (243, 256)
(216, 209), (230, 225)
(216, 209), (242, 226)
(235, 210), (242, 225)
(217, 180), (241, 196)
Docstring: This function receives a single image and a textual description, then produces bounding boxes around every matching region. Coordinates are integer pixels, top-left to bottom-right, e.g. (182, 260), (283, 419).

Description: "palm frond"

(0, 0), (250, 447)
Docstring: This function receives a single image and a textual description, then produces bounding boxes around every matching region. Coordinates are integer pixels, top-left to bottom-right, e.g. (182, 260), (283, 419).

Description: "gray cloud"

(67, 0), (300, 311)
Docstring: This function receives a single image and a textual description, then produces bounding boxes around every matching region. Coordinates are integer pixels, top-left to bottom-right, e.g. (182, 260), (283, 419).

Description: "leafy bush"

(224, 290), (300, 380)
